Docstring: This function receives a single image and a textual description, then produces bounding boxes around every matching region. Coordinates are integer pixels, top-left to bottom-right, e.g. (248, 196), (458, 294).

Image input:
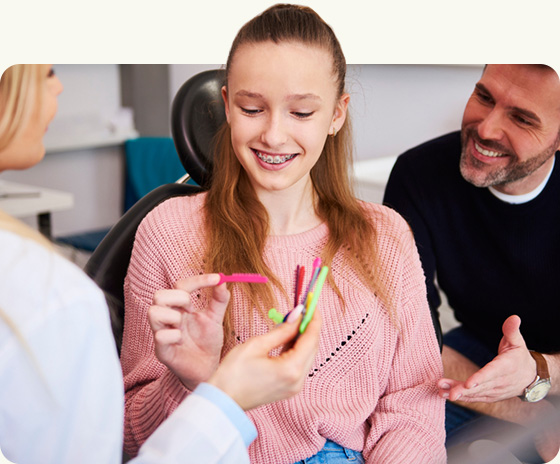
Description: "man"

(383, 64), (560, 463)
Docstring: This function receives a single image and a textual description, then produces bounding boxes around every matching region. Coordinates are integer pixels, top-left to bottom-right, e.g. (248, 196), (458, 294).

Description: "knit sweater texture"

(121, 192), (446, 463)
(383, 131), (560, 354)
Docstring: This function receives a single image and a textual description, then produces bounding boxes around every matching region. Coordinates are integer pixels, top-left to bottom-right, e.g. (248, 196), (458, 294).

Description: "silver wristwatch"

(520, 351), (551, 403)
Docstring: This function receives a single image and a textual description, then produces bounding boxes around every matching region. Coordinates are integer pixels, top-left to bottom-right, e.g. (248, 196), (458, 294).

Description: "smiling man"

(383, 64), (560, 463)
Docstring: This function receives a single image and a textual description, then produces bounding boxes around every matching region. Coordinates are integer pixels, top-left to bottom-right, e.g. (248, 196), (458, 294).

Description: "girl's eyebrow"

(235, 90), (263, 99)
(235, 90), (322, 102)
(286, 93), (322, 102)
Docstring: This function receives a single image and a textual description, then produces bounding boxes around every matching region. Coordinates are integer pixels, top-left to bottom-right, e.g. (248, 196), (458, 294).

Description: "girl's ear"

(221, 86), (230, 123)
(330, 93), (350, 135)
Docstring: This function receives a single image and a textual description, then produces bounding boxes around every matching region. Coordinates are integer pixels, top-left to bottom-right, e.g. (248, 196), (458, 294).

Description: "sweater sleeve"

(383, 154), (443, 349)
(364, 211), (446, 463)
(120, 208), (192, 456)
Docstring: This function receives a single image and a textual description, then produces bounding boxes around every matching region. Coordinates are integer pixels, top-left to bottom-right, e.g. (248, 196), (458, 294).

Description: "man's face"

(460, 65), (560, 195)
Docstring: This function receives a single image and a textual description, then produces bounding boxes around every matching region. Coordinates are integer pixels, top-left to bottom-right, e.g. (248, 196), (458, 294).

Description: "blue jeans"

(444, 326), (542, 463)
(294, 440), (364, 464)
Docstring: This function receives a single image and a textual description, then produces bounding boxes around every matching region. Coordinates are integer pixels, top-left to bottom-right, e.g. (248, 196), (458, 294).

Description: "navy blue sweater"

(384, 131), (560, 353)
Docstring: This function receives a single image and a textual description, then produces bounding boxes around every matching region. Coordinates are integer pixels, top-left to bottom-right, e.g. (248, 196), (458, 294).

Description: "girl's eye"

(293, 112), (314, 119)
(241, 107), (261, 115)
(47, 68), (56, 78)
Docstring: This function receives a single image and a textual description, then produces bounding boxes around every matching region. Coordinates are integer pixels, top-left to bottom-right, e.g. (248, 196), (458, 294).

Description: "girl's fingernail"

(286, 304), (303, 323)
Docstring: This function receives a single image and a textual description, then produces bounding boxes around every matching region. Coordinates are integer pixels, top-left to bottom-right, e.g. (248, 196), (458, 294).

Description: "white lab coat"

(0, 229), (252, 464)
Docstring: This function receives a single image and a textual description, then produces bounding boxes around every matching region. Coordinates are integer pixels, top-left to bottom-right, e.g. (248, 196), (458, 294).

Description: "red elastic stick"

(295, 266), (305, 305)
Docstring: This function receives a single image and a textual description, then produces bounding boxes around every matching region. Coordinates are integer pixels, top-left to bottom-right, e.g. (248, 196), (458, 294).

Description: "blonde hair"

(0, 64), (54, 249)
(0, 65), (55, 393)
(0, 64), (47, 152)
(204, 4), (393, 341)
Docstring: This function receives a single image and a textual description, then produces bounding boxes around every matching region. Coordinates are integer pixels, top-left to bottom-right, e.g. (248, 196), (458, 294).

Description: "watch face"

(526, 380), (552, 402)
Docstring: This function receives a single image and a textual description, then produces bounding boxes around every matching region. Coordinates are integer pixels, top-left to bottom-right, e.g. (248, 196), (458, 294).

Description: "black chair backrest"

(171, 69), (226, 188)
(85, 69), (226, 352)
(85, 183), (201, 351)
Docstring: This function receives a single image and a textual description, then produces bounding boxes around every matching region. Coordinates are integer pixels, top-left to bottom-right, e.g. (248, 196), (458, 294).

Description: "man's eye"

(513, 114), (532, 126)
(476, 91), (493, 104)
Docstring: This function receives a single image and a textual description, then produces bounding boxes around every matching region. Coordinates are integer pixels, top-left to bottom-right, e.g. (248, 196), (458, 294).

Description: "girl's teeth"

(255, 150), (295, 164)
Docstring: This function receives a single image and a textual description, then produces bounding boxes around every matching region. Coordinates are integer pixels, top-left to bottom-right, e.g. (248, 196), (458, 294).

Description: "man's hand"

(148, 274), (230, 390)
(438, 315), (536, 402)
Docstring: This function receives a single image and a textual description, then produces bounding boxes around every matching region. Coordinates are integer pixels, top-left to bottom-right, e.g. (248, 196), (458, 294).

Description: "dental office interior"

(0, 0), (559, 464)
(1, 62), (484, 330)
(0, 61), (483, 463)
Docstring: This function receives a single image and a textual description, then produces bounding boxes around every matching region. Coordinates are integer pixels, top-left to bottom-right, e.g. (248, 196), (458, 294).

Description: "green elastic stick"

(268, 308), (284, 324)
(299, 266), (328, 333)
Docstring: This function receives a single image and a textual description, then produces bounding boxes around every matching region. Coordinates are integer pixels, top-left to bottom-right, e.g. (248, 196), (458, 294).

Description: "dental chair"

(84, 69), (226, 353)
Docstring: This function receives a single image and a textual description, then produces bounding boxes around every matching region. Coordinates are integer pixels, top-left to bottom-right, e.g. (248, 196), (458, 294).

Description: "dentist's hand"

(209, 308), (322, 411)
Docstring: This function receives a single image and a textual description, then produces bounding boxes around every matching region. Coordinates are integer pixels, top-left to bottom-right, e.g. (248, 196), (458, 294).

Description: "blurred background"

(0, 63), (483, 239)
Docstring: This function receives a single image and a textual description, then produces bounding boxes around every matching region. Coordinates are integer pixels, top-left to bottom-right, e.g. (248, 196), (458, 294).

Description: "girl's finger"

(148, 305), (183, 331)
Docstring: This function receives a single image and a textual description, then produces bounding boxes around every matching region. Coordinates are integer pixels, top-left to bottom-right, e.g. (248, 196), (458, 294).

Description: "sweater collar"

(488, 155), (556, 204)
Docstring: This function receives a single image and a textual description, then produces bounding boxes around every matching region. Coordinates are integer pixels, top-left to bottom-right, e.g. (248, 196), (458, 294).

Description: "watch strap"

(529, 350), (550, 381)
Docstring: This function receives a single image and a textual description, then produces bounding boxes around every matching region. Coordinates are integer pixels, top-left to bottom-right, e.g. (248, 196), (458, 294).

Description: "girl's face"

(0, 65), (63, 171)
(222, 41), (349, 197)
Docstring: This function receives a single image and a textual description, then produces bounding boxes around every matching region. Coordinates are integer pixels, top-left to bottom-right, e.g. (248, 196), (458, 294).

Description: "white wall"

(348, 65), (483, 159)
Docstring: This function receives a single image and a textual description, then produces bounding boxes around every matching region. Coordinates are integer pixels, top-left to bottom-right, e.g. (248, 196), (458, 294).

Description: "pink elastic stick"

(217, 273), (269, 285)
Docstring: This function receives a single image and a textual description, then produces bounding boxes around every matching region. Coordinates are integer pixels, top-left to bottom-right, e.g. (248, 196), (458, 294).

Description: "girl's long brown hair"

(204, 4), (392, 340)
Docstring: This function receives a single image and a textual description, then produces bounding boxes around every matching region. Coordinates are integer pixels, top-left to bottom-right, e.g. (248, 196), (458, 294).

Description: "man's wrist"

(520, 351), (552, 402)
(521, 351), (539, 392)
(542, 353), (558, 396)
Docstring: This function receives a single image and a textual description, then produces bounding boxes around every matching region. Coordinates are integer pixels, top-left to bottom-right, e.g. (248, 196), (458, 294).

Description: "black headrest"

(171, 69), (227, 189)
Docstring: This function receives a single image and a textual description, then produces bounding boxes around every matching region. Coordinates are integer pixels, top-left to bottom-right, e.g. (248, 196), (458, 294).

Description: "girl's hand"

(147, 274), (230, 390)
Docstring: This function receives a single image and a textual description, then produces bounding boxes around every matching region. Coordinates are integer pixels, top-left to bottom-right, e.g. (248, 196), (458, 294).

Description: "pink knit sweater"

(121, 193), (446, 463)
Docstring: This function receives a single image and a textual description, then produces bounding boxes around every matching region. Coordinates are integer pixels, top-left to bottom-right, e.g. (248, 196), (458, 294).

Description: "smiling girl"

(121, 5), (446, 463)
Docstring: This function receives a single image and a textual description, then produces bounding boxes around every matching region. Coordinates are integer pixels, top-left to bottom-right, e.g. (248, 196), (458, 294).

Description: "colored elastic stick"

(309, 267), (321, 289)
(295, 266), (305, 306)
(268, 308), (284, 324)
(305, 292), (314, 311)
(300, 259), (321, 306)
(294, 265), (300, 307)
(299, 266), (328, 333)
(217, 273), (268, 285)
